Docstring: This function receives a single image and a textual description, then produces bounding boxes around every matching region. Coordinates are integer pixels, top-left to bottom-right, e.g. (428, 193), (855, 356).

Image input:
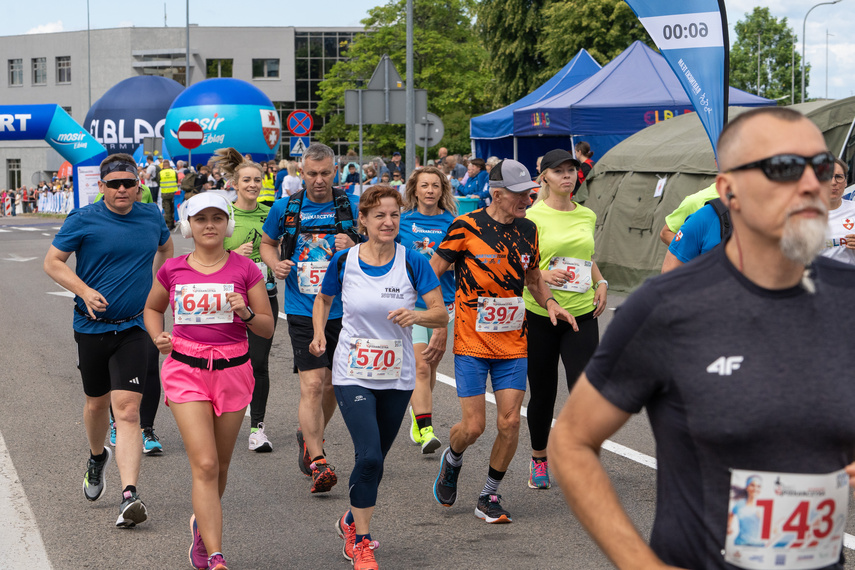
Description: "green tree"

(537, 0), (654, 82)
(730, 7), (806, 103)
(315, 0), (490, 157)
(477, 0), (552, 107)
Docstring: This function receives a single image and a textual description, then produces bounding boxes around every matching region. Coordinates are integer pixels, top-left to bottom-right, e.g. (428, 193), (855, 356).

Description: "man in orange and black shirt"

(429, 159), (574, 524)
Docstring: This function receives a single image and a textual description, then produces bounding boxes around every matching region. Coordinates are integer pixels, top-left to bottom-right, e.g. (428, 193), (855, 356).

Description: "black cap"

(541, 149), (581, 172)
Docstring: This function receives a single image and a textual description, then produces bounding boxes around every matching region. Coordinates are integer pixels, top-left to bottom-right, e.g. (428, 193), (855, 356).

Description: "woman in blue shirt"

(458, 158), (490, 207)
(398, 166), (457, 454)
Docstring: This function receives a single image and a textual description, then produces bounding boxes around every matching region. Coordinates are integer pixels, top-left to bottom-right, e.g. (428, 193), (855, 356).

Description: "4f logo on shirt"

(843, 218), (854, 231)
(674, 230), (683, 242)
(520, 254), (530, 270)
(706, 356), (743, 376)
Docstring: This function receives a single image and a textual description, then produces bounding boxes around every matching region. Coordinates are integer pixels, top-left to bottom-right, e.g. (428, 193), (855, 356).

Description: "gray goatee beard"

(779, 199), (828, 293)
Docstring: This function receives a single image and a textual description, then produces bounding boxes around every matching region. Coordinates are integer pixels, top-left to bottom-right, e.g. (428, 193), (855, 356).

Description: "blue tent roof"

(513, 41), (774, 137)
(470, 49), (601, 140)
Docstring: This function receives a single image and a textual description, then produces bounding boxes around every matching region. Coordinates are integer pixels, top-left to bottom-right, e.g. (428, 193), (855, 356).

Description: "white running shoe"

(249, 422), (273, 452)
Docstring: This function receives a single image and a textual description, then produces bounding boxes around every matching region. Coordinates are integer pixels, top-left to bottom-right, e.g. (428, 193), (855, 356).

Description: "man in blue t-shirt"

(44, 153), (173, 528)
(260, 143), (360, 495)
(661, 201), (727, 273)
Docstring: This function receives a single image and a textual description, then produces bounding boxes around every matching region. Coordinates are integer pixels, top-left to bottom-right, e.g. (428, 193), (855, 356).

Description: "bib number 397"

(725, 468), (849, 570)
(174, 283), (234, 325)
(476, 297), (525, 332)
(346, 338), (403, 380)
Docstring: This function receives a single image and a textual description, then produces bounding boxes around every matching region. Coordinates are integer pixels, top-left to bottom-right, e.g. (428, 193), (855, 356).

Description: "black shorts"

(287, 314), (342, 373)
(74, 326), (150, 397)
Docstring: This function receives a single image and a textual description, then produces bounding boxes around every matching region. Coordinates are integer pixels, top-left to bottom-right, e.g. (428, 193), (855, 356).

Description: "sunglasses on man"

(728, 152), (834, 182)
(100, 178), (139, 189)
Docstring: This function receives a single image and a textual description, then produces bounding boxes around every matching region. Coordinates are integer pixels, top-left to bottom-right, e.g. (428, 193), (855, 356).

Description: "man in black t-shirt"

(549, 106), (855, 570)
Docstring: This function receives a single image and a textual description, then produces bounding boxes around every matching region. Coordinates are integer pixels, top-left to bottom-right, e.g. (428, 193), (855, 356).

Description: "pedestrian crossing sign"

(290, 136), (310, 157)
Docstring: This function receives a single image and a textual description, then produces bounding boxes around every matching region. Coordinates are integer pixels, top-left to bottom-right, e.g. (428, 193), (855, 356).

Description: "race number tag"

(547, 257), (592, 293)
(174, 283), (234, 325)
(346, 338), (403, 380)
(724, 468), (849, 569)
(297, 261), (329, 295)
(255, 261), (268, 277)
(476, 297), (525, 332)
(446, 302), (455, 323)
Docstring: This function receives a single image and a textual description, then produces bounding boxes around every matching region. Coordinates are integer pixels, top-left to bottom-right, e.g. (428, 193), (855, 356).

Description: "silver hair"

(303, 143), (335, 164)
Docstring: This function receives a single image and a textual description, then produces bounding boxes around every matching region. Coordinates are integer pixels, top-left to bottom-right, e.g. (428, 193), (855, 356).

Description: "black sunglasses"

(100, 178), (139, 189)
(728, 152), (835, 182)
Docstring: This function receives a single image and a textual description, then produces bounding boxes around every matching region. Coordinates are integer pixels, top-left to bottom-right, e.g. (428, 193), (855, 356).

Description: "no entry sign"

(286, 110), (313, 137)
(177, 121), (204, 150)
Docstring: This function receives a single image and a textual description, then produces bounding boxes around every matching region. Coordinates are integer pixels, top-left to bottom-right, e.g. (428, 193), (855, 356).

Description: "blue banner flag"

(624, 0), (729, 158)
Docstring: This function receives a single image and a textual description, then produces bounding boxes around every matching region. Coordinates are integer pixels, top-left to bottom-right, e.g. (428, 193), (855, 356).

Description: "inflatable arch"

(0, 104), (107, 209)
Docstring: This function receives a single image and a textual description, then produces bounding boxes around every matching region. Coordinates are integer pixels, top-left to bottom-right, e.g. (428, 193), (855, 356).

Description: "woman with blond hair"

(398, 165), (457, 454)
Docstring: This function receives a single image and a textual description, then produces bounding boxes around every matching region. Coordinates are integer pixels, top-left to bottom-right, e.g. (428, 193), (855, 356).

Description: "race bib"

(476, 297), (525, 332)
(174, 283), (234, 325)
(346, 338), (403, 380)
(724, 468), (849, 570)
(255, 261), (268, 277)
(446, 302), (455, 324)
(297, 261), (329, 295)
(547, 257), (593, 293)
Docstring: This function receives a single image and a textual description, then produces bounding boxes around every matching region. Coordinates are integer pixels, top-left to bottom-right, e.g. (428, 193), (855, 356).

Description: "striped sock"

(480, 466), (505, 497)
(445, 446), (463, 467)
(415, 413), (432, 431)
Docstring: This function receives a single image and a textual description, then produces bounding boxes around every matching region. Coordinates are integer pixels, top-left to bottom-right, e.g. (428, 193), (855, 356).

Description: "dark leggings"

(140, 340), (160, 429)
(335, 384), (412, 509)
(526, 309), (599, 451)
(248, 293), (279, 428)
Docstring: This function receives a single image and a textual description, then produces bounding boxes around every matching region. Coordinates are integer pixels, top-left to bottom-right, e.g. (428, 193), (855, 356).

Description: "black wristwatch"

(240, 306), (256, 323)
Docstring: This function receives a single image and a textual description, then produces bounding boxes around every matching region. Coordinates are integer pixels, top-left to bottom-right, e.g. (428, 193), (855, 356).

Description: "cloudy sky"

(2, 0), (851, 100)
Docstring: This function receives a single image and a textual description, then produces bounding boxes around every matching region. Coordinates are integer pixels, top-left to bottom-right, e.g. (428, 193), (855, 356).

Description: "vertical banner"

(624, 0), (729, 158)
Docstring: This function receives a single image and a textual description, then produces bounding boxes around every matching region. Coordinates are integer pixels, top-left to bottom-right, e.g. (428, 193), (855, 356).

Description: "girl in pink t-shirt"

(144, 193), (273, 570)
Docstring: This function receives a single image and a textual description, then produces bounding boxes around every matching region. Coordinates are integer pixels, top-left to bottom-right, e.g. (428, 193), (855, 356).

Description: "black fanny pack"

(170, 350), (250, 371)
(75, 304), (143, 325)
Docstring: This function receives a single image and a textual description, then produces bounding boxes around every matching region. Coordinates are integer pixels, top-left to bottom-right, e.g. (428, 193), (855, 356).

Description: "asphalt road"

(1, 213), (854, 570)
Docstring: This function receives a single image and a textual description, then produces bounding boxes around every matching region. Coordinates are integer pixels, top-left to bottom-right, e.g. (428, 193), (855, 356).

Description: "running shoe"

(528, 458), (550, 489)
(83, 447), (112, 502)
(207, 553), (228, 570)
(433, 447), (461, 506)
(336, 510), (356, 561)
(352, 538), (380, 570)
(408, 406), (422, 445)
(189, 514), (208, 570)
(109, 420), (116, 447)
(296, 429), (312, 477)
(142, 427), (163, 455)
(310, 458), (337, 493)
(115, 489), (148, 528)
(248, 422), (273, 453)
(475, 493), (512, 524)
(419, 426), (442, 455)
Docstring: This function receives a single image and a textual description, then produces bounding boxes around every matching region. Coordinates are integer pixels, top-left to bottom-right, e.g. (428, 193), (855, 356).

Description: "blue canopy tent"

(469, 49), (601, 166)
(512, 41), (774, 169)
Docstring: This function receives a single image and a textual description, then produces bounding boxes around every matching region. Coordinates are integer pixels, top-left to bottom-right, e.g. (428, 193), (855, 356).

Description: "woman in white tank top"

(309, 186), (447, 569)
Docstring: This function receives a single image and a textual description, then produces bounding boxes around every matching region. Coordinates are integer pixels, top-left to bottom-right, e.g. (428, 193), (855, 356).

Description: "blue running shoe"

(528, 458), (550, 489)
(109, 420), (116, 447)
(433, 447), (461, 506)
(142, 427), (163, 455)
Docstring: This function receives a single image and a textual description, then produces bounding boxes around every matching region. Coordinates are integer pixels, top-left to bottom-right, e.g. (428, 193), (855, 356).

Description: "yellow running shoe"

(408, 407), (423, 445)
(419, 426), (442, 454)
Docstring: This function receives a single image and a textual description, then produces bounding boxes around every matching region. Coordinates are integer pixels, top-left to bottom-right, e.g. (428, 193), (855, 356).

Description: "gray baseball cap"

(489, 159), (539, 193)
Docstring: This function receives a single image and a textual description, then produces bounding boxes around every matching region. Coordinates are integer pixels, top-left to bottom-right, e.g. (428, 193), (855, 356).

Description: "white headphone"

(179, 194), (235, 238)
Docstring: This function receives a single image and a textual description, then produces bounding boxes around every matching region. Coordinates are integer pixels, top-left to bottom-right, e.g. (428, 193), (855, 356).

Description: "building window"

(56, 56), (71, 84)
(7, 159), (21, 190)
(252, 58), (279, 79)
(206, 59), (233, 78)
(8, 59), (23, 86)
(32, 57), (47, 85)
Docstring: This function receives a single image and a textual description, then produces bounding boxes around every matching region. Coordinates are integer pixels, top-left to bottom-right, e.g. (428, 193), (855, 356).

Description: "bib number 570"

(355, 347), (397, 369)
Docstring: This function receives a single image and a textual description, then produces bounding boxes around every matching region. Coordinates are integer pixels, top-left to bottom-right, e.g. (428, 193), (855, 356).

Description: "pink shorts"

(161, 336), (254, 416)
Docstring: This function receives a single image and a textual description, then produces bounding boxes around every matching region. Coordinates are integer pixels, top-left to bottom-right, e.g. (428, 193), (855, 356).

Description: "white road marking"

(276, 312), (855, 550)
(3, 254), (37, 262)
(41, 233), (50, 236)
(10, 227), (37, 232)
(47, 284), (75, 298)
(0, 431), (52, 569)
(0, 229), (10, 233)
(52, 227), (62, 230)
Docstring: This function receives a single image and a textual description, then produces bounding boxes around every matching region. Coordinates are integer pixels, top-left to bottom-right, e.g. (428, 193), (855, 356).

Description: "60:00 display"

(662, 22), (709, 40)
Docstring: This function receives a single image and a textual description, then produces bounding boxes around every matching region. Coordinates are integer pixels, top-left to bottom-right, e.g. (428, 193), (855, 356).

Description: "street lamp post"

(802, 0), (841, 103)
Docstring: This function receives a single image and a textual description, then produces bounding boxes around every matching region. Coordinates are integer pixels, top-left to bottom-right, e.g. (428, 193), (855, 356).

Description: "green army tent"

(583, 97), (855, 291)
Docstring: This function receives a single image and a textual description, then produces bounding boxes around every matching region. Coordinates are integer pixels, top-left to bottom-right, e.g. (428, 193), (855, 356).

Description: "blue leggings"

(334, 384), (413, 509)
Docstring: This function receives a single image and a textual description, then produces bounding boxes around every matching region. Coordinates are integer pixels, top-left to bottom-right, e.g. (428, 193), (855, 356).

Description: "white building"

(0, 25), (361, 189)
